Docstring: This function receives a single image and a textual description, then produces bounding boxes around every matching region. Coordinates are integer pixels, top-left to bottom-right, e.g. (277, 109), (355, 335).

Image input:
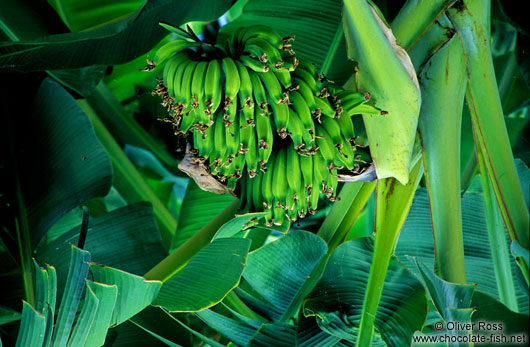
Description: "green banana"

(244, 127), (259, 177)
(272, 146), (288, 207)
(204, 59), (222, 114)
(251, 171), (263, 212)
(165, 53), (190, 102)
(261, 151), (276, 210)
(258, 70), (285, 103)
(236, 60), (254, 110)
(197, 119), (215, 159)
(249, 70), (269, 116)
(221, 57), (241, 107)
(335, 135), (356, 170)
(191, 61), (210, 124)
(336, 114), (356, 145)
(268, 96), (290, 138)
(273, 69), (292, 89)
(314, 97), (336, 119)
(225, 117), (240, 162)
(299, 152), (313, 195)
(343, 103), (382, 116)
(281, 56), (299, 71)
(180, 60), (199, 114)
(287, 109), (305, 150)
(241, 25), (283, 49)
(240, 55), (270, 73)
(289, 90), (315, 144)
(292, 68), (319, 93)
(211, 111), (228, 174)
(286, 144), (302, 203)
(292, 77), (317, 112)
(255, 106), (273, 170)
(231, 153), (245, 179)
(315, 124), (337, 165)
(153, 39), (199, 66)
(244, 37), (283, 66)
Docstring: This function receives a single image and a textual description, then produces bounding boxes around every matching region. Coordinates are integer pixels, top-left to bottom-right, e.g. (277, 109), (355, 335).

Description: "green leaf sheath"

(418, 36), (467, 284)
(477, 146), (519, 310)
(449, 1), (529, 250)
(391, 0), (456, 51)
(357, 160), (423, 347)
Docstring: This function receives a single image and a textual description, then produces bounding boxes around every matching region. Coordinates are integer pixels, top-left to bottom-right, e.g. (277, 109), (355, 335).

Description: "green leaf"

(85, 281), (118, 346)
(0, 306), (21, 325)
(166, 311), (226, 347)
(172, 181), (235, 250)
(304, 237), (428, 347)
(89, 264), (162, 325)
(33, 260), (50, 316)
(195, 309), (257, 346)
(81, 104), (177, 248)
(44, 265), (57, 347)
(51, 245), (91, 347)
(471, 291), (529, 342)
(242, 230), (327, 321)
(417, 36), (468, 283)
(47, 0), (145, 32)
(17, 78), (112, 246)
(153, 238), (251, 312)
(414, 260), (475, 324)
(66, 282), (99, 347)
(512, 240), (530, 267)
(248, 322), (296, 346)
(85, 83), (181, 171)
(128, 307), (194, 346)
(395, 187), (529, 313)
(0, 0), (106, 95)
(47, 66), (107, 97)
(222, 0), (353, 84)
(15, 302), (46, 347)
(37, 203), (167, 289)
(343, 0), (421, 183)
(0, 0), (233, 71)
(213, 213), (267, 239)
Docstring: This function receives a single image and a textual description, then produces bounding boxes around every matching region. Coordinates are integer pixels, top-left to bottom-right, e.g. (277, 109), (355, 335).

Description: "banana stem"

(391, 0), (456, 51)
(476, 144), (519, 310)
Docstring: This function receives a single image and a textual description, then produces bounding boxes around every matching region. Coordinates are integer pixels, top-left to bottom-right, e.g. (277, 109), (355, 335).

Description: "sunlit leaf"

(89, 264), (161, 326)
(153, 238), (251, 312)
(171, 181), (235, 250)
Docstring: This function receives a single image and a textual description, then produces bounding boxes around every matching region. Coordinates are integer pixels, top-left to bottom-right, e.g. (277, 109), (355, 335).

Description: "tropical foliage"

(1, 0), (528, 346)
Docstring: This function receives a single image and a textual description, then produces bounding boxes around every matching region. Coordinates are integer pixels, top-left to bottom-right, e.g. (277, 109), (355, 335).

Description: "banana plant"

(2, 0), (529, 346)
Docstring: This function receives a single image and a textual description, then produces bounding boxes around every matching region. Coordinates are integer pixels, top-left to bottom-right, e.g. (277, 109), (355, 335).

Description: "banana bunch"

(149, 24), (382, 226)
